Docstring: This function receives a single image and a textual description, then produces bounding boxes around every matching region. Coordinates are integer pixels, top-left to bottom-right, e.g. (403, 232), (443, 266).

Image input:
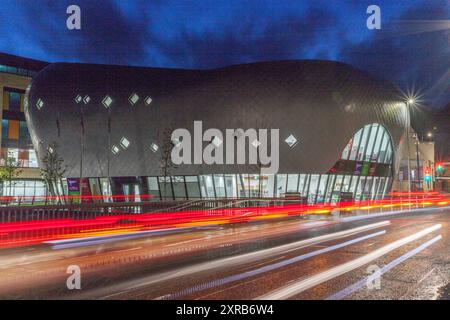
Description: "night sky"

(0, 0), (448, 108)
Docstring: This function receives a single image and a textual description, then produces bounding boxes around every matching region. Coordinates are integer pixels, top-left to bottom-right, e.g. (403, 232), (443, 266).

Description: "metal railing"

(0, 197), (308, 223)
(1, 192), (448, 224)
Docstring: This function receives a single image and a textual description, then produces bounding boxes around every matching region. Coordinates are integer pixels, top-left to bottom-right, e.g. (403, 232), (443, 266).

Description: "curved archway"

(327, 123), (394, 203)
(340, 123), (394, 166)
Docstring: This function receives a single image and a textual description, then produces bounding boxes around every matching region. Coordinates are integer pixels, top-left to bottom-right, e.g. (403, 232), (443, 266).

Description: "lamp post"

(405, 99), (414, 193)
(414, 133), (421, 190)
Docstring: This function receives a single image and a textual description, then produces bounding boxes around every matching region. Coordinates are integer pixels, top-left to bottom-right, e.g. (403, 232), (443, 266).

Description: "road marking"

(401, 267), (437, 299)
(114, 247), (143, 253)
(257, 224), (442, 300)
(245, 256), (287, 270)
(158, 230), (386, 300)
(77, 220), (390, 299)
(326, 235), (442, 300)
(164, 237), (213, 247)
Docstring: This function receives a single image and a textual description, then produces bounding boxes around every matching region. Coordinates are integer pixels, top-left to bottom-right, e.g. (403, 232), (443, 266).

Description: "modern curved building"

(25, 60), (408, 203)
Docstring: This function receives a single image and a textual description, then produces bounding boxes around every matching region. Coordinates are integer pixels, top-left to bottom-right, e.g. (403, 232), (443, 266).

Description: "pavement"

(0, 205), (448, 300)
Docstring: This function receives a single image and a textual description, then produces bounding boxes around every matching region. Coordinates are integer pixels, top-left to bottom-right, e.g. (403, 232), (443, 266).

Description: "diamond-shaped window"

(129, 93), (139, 106)
(211, 136), (223, 148)
(144, 96), (153, 106)
(83, 95), (91, 104)
(74, 95), (82, 104)
(102, 95), (113, 108)
(36, 98), (44, 110)
(150, 143), (159, 153)
(285, 134), (298, 148)
(120, 137), (130, 149)
(111, 145), (120, 155)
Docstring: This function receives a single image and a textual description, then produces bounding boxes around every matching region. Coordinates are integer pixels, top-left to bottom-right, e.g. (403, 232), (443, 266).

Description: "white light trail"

(326, 234), (442, 300)
(77, 221), (390, 299)
(341, 206), (450, 222)
(257, 224), (441, 300)
(159, 230), (386, 299)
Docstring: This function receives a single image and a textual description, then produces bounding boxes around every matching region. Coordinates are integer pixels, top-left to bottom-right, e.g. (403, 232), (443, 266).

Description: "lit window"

(75, 95), (82, 104)
(211, 136), (223, 147)
(144, 96), (153, 106)
(120, 137), (130, 149)
(285, 134), (298, 148)
(111, 145), (120, 155)
(129, 93), (139, 106)
(36, 98), (44, 110)
(48, 146), (54, 154)
(251, 139), (261, 148)
(29, 150), (38, 168)
(83, 95), (91, 104)
(150, 143), (159, 153)
(102, 95), (113, 108)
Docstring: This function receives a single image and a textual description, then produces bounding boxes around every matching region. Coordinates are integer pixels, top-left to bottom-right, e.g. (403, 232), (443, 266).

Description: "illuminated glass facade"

(59, 123), (394, 204)
(0, 53), (48, 199)
(0, 64), (38, 77)
(1, 87), (38, 168)
(1, 180), (47, 198)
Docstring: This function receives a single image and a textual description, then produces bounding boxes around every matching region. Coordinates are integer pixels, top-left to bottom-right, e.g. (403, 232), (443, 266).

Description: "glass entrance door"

(122, 183), (141, 202)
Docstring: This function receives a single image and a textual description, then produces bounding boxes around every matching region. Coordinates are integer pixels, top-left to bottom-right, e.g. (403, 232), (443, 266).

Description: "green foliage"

(0, 152), (23, 196)
(40, 142), (66, 198)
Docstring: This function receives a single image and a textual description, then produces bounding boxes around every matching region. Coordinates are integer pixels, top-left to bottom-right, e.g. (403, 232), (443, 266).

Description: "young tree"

(159, 127), (178, 200)
(40, 143), (66, 203)
(0, 151), (23, 199)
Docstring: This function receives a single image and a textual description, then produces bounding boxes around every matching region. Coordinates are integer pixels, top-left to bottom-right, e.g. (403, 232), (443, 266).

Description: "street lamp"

(405, 99), (413, 193)
(414, 133), (421, 190)
(404, 97), (423, 192)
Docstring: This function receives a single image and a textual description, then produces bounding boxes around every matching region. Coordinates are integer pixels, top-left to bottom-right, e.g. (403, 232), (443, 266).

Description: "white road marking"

(114, 247), (143, 253)
(164, 238), (208, 247)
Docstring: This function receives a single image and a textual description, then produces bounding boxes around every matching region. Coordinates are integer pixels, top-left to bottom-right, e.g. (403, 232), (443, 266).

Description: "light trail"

(0, 192), (448, 249)
(45, 226), (194, 249)
(75, 221), (390, 299)
(326, 234), (442, 300)
(159, 230), (387, 299)
(341, 205), (450, 222)
(257, 223), (442, 300)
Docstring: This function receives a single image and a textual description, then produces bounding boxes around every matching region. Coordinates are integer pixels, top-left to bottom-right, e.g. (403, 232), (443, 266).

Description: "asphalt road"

(0, 206), (448, 300)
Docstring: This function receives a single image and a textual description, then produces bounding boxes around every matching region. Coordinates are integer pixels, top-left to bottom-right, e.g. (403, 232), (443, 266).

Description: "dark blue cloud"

(0, 0), (448, 107)
(0, 0), (153, 65)
(339, 0), (450, 108)
(148, 6), (339, 68)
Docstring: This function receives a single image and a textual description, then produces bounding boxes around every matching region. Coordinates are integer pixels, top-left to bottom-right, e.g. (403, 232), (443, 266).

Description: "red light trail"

(0, 192), (448, 249)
